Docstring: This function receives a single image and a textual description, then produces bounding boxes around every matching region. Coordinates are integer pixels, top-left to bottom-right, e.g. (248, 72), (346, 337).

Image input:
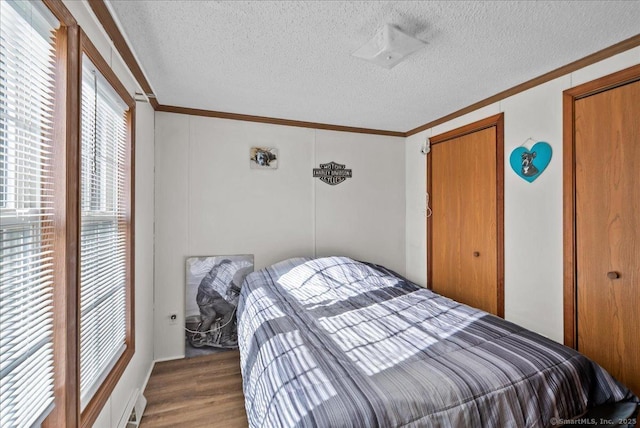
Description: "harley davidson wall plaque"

(313, 161), (353, 185)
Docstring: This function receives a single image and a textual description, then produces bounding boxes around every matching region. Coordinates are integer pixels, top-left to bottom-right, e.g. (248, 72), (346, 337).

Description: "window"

(78, 51), (134, 413)
(0, 1), (59, 426)
(1, 1), (135, 426)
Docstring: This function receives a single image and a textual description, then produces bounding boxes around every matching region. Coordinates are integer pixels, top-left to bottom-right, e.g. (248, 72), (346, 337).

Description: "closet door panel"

(575, 79), (640, 395)
(431, 126), (498, 315)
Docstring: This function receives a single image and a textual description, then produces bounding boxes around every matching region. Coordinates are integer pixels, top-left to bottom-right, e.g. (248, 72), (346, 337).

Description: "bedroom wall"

(154, 113), (405, 360)
(405, 47), (640, 344)
(61, 2), (156, 427)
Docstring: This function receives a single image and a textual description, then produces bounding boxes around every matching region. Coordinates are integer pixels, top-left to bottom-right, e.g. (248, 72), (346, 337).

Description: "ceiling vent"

(352, 24), (425, 69)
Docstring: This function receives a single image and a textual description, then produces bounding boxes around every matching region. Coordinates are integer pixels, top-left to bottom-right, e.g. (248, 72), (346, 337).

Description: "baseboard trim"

(116, 361), (155, 428)
(152, 355), (185, 364)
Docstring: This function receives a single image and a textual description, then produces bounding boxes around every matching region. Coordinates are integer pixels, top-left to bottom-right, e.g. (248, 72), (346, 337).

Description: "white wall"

(61, 2), (156, 427)
(405, 47), (640, 343)
(154, 113), (405, 360)
(315, 130), (405, 268)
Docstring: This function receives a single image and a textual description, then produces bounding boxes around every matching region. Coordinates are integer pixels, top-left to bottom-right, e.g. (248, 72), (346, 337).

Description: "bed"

(237, 256), (637, 427)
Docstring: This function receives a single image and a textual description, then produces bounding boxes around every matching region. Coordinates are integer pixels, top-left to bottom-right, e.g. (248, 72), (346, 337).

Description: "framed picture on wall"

(184, 255), (254, 358)
(250, 146), (278, 169)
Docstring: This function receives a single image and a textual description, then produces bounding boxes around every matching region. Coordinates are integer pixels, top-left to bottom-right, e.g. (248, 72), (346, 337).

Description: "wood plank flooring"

(140, 350), (248, 428)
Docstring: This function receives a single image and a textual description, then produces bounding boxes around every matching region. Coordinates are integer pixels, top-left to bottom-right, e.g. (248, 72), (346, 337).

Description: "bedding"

(237, 256), (637, 428)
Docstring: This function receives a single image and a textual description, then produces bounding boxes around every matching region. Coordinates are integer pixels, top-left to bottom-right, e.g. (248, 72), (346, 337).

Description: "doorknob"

(473, 251), (480, 257)
(607, 271), (620, 279)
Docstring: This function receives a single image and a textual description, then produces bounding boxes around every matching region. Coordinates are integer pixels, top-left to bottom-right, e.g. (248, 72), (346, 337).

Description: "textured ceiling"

(107, 1), (640, 132)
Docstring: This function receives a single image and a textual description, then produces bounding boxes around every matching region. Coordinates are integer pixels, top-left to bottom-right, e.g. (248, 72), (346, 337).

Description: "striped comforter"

(237, 257), (636, 428)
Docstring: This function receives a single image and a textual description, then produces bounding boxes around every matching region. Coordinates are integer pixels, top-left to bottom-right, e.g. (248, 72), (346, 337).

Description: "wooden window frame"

(77, 30), (136, 428)
(37, 1), (136, 427)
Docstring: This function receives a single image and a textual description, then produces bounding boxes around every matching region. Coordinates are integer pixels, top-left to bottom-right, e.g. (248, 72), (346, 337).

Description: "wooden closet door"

(575, 79), (639, 395)
(430, 124), (501, 316)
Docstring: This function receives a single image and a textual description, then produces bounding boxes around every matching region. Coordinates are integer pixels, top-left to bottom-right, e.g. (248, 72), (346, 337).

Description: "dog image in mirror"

(250, 147), (278, 169)
(521, 151), (539, 177)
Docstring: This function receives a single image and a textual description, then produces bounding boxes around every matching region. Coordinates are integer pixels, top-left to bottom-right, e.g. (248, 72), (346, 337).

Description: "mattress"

(237, 256), (637, 427)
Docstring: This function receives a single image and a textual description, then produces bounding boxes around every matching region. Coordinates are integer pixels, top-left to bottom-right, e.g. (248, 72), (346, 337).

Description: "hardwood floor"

(140, 350), (248, 428)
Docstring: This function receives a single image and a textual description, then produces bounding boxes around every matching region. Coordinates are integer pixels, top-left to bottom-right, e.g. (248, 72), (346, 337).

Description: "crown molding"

(156, 105), (406, 137)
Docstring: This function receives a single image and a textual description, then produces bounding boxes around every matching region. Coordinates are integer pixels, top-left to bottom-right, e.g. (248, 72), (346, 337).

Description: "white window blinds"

(0, 1), (59, 426)
(79, 56), (129, 409)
